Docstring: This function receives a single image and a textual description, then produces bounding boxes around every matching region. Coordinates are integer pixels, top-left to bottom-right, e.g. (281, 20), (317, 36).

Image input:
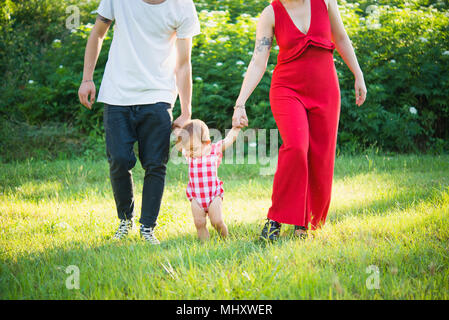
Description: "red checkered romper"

(185, 141), (224, 212)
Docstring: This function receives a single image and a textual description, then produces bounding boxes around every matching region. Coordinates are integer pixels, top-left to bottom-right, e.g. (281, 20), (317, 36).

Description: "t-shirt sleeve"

(176, 0), (201, 38)
(97, 0), (115, 21)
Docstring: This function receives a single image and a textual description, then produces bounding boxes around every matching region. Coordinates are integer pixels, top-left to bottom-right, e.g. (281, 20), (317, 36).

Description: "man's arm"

(173, 38), (193, 128)
(78, 15), (112, 109)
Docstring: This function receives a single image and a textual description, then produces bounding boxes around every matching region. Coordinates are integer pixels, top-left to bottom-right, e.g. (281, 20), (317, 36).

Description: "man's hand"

(78, 80), (96, 109)
(173, 112), (191, 129)
(232, 107), (248, 128)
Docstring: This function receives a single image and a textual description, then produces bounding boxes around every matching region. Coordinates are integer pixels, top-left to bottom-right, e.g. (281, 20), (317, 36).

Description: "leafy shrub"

(1, 0), (448, 158)
(336, 2), (449, 153)
(0, 116), (103, 162)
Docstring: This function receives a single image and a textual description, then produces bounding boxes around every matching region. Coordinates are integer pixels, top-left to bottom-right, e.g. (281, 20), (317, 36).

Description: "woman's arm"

(328, 0), (367, 106)
(232, 6), (275, 127)
(78, 15), (112, 109)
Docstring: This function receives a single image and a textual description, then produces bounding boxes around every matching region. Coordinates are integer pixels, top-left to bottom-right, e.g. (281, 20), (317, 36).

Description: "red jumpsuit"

(267, 0), (341, 230)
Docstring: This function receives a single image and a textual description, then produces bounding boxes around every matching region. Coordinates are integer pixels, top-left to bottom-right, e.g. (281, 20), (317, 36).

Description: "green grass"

(1, 154), (448, 299)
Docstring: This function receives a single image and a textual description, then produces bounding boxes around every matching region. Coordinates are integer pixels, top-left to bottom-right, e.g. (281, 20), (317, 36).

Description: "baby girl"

(174, 119), (240, 241)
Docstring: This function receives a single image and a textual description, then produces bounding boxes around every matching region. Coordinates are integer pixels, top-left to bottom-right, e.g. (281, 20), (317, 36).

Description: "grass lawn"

(0, 154), (448, 299)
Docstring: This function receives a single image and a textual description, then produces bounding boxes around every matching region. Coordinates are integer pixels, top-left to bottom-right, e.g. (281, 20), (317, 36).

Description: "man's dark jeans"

(103, 102), (172, 228)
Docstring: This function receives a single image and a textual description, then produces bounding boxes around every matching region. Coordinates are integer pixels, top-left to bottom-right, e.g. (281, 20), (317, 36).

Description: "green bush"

(1, 0), (448, 158)
(0, 116), (103, 162)
(335, 2), (449, 153)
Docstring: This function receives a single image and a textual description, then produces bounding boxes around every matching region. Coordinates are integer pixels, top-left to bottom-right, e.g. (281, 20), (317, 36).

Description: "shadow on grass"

(1, 219), (298, 299)
(2, 155), (449, 297)
(2, 187), (448, 299)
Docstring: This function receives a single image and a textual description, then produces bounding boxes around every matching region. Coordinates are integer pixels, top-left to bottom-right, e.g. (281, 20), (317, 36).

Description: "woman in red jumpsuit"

(233, 0), (367, 240)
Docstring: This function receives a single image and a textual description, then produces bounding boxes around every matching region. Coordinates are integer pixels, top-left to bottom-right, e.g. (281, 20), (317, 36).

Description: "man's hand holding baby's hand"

(173, 113), (191, 130)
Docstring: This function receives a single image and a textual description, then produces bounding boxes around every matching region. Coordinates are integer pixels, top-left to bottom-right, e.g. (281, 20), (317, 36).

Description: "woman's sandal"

(294, 225), (308, 240)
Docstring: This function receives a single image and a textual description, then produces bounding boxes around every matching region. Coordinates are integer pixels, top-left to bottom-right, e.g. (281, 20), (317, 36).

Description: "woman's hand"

(232, 107), (249, 128)
(355, 76), (367, 106)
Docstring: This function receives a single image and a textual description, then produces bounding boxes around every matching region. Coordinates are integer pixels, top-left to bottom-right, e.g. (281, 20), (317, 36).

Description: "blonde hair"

(177, 119), (211, 147)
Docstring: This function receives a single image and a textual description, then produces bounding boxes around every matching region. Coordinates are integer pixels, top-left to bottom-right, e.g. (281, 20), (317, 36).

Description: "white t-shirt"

(97, 0), (201, 106)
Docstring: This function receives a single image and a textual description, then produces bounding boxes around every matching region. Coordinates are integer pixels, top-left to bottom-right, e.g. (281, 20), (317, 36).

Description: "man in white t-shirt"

(78, 0), (200, 244)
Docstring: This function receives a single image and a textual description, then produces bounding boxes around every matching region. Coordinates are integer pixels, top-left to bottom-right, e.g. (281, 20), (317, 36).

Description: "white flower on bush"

(70, 29), (77, 34)
(53, 39), (61, 43)
(443, 50), (449, 56)
(367, 23), (381, 30)
(28, 80), (34, 84)
(419, 37), (428, 43)
(390, 59), (396, 64)
(409, 107), (418, 115)
(199, 53), (205, 57)
(236, 60), (245, 65)
(248, 51), (253, 55)
(205, 21), (217, 28)
(241, 13), (250, 18)
(217, 36), (230, 42)
(213, 83), (219, 88)
(59, 65), (63, 69)
(216, 62), (223, 67)
(195, 77), (203, 82)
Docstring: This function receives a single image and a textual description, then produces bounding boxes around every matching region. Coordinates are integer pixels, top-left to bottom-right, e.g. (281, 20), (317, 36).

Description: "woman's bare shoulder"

(259, 4), (275, 25)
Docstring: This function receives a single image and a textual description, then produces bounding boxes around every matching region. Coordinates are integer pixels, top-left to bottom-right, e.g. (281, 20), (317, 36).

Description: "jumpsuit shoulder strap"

(271, 0), (283, 18)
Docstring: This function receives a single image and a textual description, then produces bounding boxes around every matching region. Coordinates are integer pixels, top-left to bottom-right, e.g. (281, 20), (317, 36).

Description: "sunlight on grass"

(0, 155), (448, 299)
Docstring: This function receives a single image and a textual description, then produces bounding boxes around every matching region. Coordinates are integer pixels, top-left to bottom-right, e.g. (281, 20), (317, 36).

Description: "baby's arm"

(221, 127), (241, 152)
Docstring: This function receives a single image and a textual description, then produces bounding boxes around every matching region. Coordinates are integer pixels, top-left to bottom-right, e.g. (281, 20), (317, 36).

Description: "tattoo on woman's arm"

(256, 36), (273, 52)
(251, 36), (273, 62)
(97, 14), (112, 24)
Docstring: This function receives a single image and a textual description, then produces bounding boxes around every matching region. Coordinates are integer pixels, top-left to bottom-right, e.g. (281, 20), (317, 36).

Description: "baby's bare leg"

(208, 197), (228, 238)
(191, 199), (209, 241)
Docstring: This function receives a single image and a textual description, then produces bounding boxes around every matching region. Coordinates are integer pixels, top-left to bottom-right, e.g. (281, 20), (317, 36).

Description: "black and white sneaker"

(260, 219), (281, 241)
(113, 219), (134, 240)
(140, 225), (160, 245)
